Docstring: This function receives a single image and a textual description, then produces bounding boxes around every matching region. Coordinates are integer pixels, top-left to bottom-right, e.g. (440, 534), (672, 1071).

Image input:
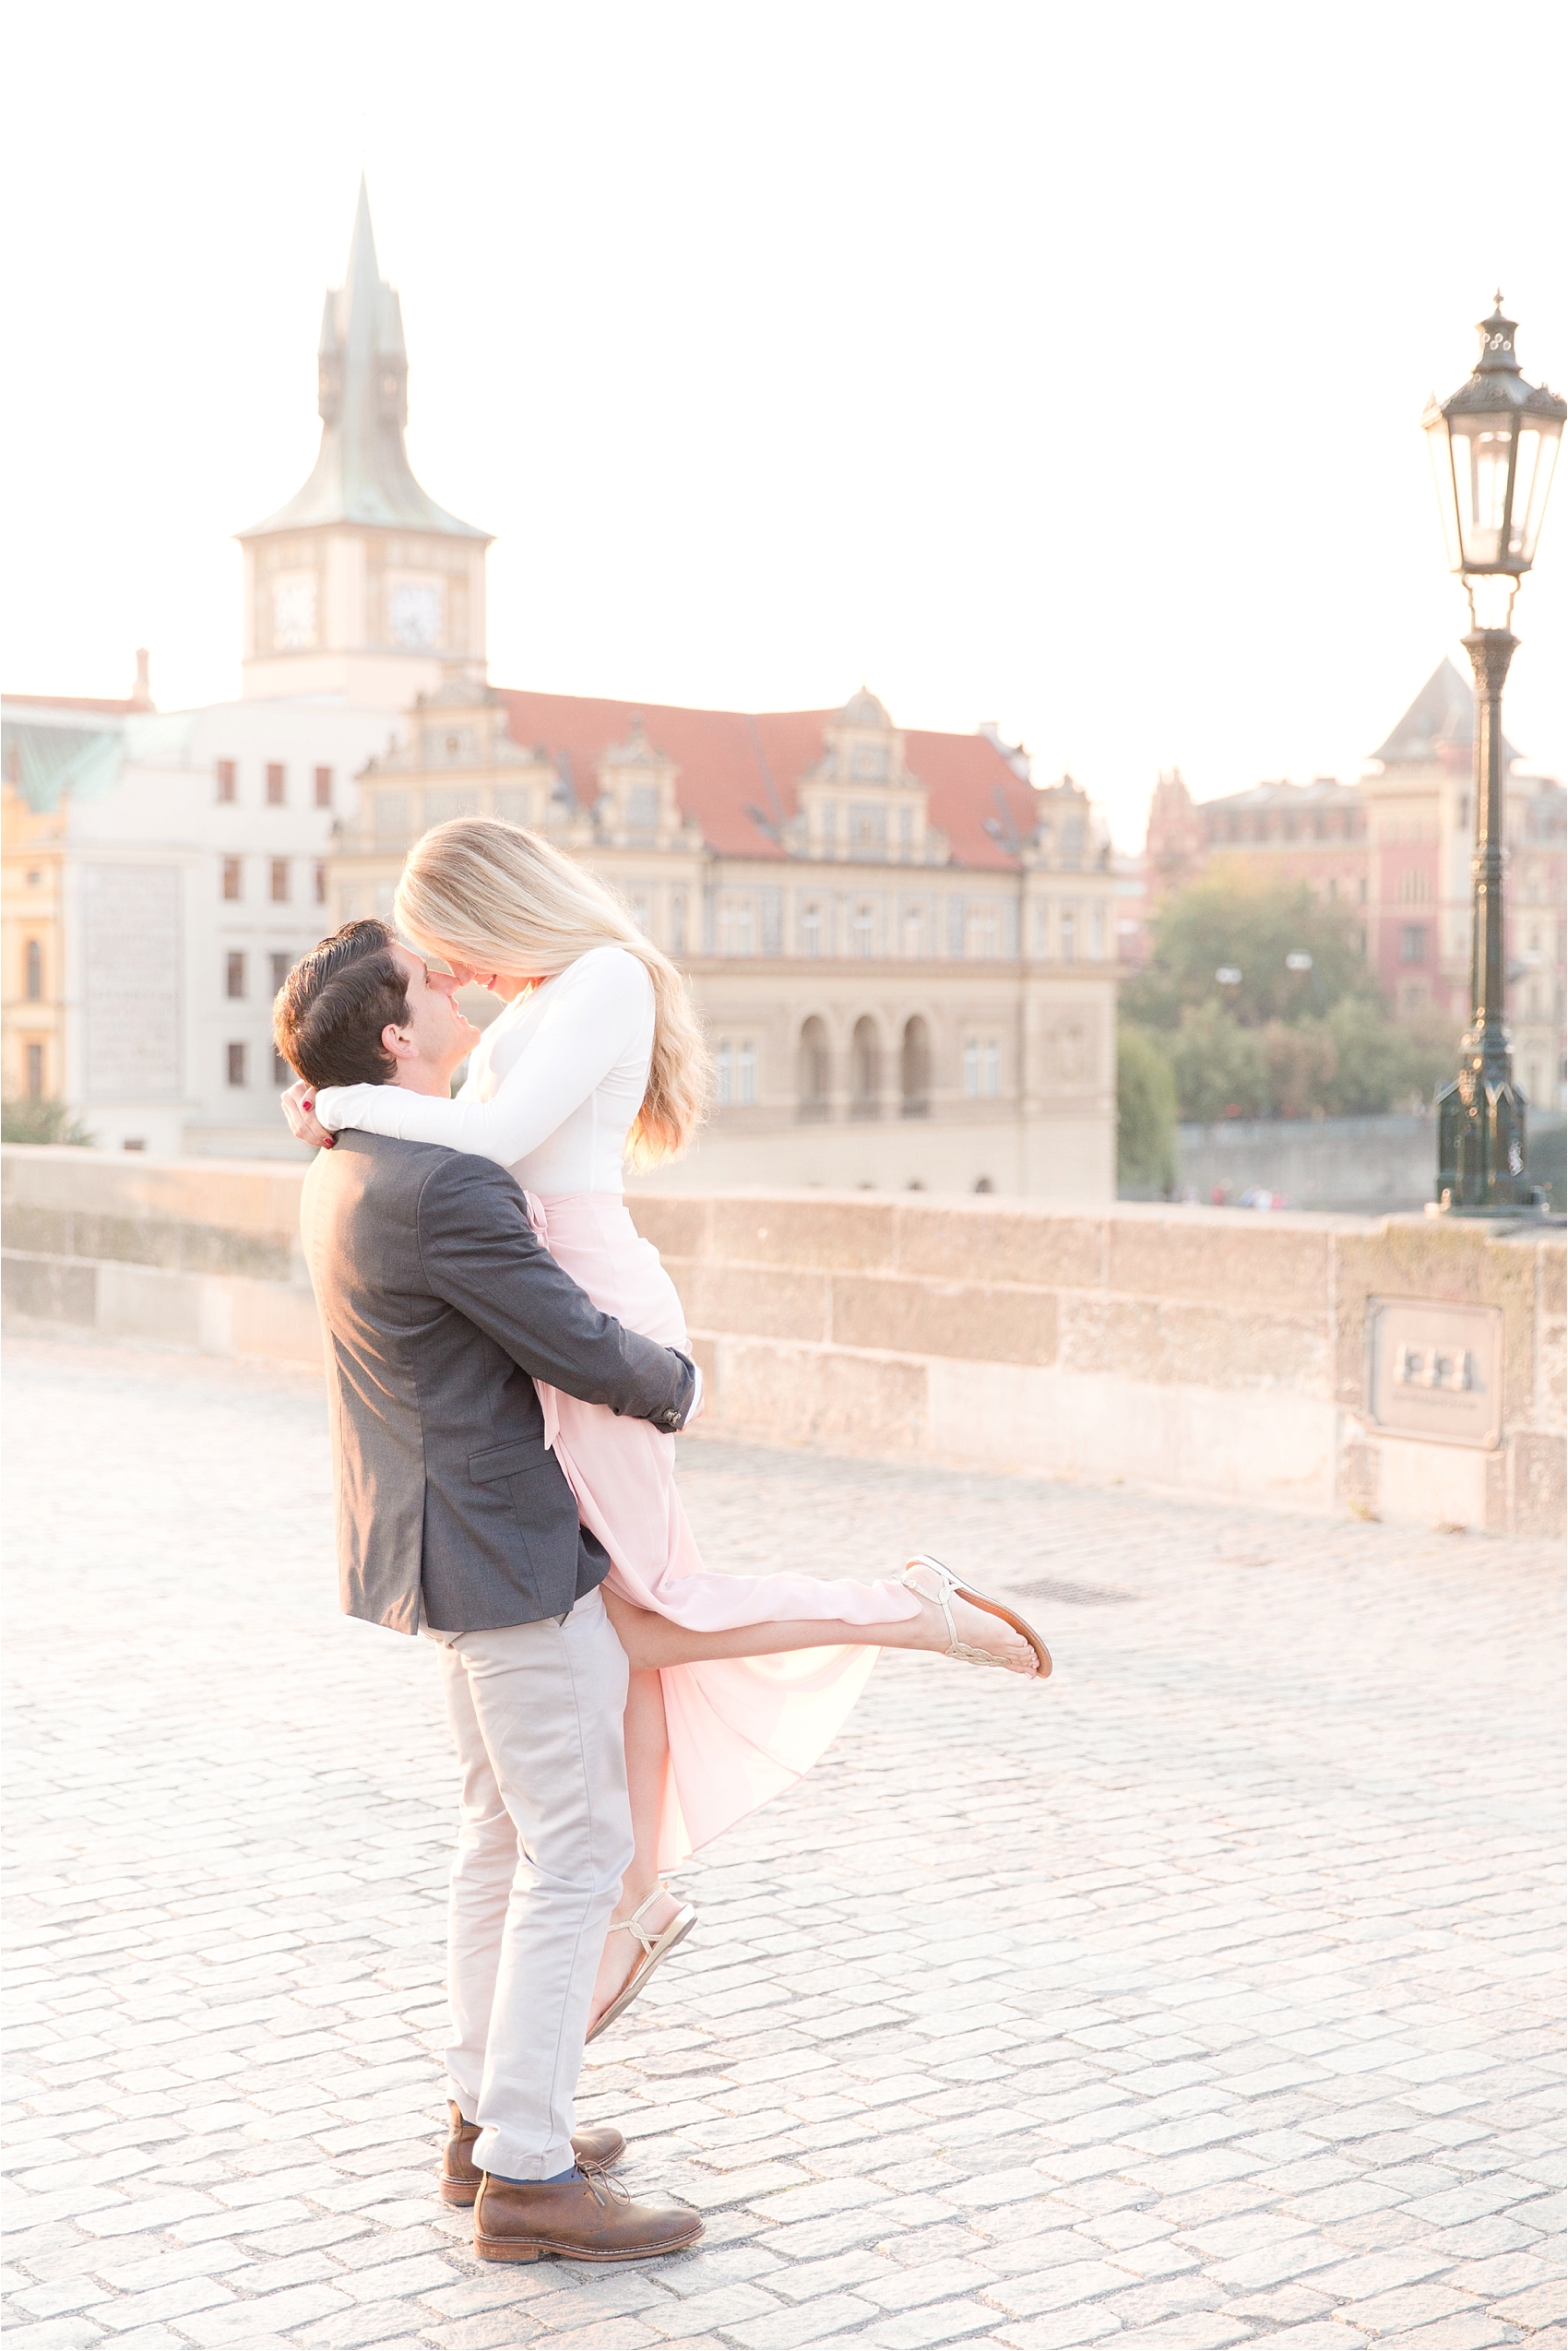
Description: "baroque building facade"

(330, 685), (1118, 1198)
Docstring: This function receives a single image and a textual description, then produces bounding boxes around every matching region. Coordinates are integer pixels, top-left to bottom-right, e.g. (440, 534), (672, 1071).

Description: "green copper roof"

(240, 178), (490, 542)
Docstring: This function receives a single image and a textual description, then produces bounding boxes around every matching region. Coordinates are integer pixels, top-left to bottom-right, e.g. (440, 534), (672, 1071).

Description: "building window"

(901, 905), (925, 957)
(266, 763), (286, 807)
(963, 1038), (1001, 1098)
(849, 803), (886, 850)
(273, 1047), (293, 1085)
(216, 759), (237, 804)
(719, 898), (754, 956)
(25, 1041), (43, 1097)
(628, 892), (652, 935)
(1399, 870), (1431, 903)
(270, 951), (291, 994)
(1060, 908), (1077, 963)
(820, 803), (837, 851)
(1400, 923), (1428, 964)
(898, 805), (914, 849)
(901, 1015), (930, 1118)
(221, 856), (243, 900)
(314, 766), (333, 809)
(850, 1016), (881, 1119)
(1091, 904), (1105, 959)
(966, 904), (1000, 960)
(270, 859), (290, 903)
(24, 939), (42, 1000)
(716, 1039), (757, 1108)
(227, 1041), (247, 1087)
(802, 902), (823, 957)
(852, 904), (875, 957)
(799, 1016), (830, 1121)
(315, 861), (327, 906)
(670, 893), (686, 955)
(225, 951), (245, 999)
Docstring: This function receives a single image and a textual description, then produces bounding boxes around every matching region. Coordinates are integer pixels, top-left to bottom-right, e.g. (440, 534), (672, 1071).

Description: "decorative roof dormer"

(786, 687), (946, 863)
(236, 178), (493, 710)
(1030, 775), (1106, 872)
(594, 715), (697, 850)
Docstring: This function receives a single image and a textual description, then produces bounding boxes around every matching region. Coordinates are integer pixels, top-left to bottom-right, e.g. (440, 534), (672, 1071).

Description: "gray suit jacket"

(301, 1129), (695, 1636)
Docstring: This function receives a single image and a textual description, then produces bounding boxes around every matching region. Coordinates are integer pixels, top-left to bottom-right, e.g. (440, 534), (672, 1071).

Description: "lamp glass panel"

(1426, 418), (1463, 570)
(1511, 422), (1562, 564)
(1453, 414), (1519, 567)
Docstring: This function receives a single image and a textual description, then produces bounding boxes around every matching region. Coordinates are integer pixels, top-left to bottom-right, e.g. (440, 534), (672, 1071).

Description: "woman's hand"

(281, 1078), (336, 1150)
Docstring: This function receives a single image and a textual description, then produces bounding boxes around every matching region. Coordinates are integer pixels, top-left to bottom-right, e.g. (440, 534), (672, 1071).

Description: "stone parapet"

(5, 1146), (1562, 1536)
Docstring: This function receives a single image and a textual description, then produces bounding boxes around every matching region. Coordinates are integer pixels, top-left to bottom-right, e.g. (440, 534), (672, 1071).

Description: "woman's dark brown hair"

(273, 920), (410, 1090)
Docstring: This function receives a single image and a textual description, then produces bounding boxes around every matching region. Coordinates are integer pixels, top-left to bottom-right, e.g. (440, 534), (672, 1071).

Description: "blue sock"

(490, 2166), (578, 2185)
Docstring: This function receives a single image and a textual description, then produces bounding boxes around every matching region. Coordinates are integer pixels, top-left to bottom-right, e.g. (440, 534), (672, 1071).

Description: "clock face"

(271, 576), (317, 649)
(389, 580), (443, 650)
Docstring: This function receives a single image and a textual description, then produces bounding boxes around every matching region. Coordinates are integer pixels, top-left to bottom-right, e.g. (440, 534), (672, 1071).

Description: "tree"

(1117, 1027), (1178, 1193)
(1124, 867), (1373, 1031)
(1, 1097), (95, 1146)
(1163, 1003), (1270, 1123)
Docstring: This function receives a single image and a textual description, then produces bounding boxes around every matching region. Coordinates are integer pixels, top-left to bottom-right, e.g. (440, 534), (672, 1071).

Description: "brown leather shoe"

(473, 2166), (703, 2262)
(439, 2103), (626, 2207)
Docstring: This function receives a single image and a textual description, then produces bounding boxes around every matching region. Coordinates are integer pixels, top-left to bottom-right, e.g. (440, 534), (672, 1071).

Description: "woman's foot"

(900, 1557), (1045, 1677)
(588, 1884), (686, 2035)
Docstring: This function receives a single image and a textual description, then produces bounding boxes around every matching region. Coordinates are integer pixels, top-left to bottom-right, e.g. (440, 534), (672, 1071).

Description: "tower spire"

(243, 178), (485, 539)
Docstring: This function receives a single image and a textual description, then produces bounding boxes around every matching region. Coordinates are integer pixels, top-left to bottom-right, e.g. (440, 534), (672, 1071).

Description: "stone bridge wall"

(4, 1146), (1562, 1537)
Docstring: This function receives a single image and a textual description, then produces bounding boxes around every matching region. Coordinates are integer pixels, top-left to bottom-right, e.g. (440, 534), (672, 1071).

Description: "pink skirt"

(527, 1193), (920, 1867)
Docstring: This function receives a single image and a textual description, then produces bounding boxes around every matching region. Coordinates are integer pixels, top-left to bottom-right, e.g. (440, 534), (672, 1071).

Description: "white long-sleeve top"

(312, 944), (656, 1195)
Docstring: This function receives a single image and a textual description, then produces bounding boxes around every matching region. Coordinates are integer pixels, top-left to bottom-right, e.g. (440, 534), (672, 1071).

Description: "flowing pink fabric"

(525, 1193), (921, 1868)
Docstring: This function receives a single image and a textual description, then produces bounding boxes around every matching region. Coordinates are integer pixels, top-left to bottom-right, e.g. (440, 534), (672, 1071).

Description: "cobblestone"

(3, 1336), (1563, 2350)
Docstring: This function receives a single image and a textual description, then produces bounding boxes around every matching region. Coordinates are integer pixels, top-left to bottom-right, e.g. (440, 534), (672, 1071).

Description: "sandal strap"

(608, 1886), (670, 1956)
(901, 1556), (961, 1657)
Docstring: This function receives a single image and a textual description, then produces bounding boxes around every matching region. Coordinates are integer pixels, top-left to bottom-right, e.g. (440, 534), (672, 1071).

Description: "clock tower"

(237, 178), (492, 708)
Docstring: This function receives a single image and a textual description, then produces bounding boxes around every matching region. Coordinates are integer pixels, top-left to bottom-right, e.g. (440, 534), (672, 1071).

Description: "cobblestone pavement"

(4, 1336), (1563, 2351)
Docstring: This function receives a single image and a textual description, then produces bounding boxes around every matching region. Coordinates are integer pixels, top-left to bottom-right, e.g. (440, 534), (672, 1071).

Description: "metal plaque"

(1366, 1298), (1503, 1450)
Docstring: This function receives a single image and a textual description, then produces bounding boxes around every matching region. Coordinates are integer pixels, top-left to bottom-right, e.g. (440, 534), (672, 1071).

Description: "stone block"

(0, 1203), (72, 1257)
(1333, 1219), (1538, 1421)
(72, 1210), (187, 1270)
(829, 1275), (1057, 1366)
(1510, 1431), (1566, 1538)
(681, 1263), (830, 1345)
(1539, 1238), (1565, 1317)
(1060, 1294), (1326, 1394)
(709, 1338), (926, 1456)
(1336, 1438), (1379, 1521)
(1374, 1437), (1489, 1532)
(96, 1262), (203, 1349)
(227, 1279), (324, 1367)
(708, 1197), (897, 1275)
(1109, 1215), (1332, 1314)
(924, 1356), (1337, 1512)
(1, 1251), (96, 1327)
(1538, 1318), (1565, 1426)
(628, 1193), (712, 1266)
(895, 1205), (1105, 1290)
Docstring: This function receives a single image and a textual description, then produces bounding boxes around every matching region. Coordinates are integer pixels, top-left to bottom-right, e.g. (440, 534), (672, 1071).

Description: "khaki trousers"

(431, 1588), (632, 2180)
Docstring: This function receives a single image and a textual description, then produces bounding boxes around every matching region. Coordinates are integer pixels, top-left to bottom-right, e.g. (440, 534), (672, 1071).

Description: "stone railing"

(4, 1146), (1562, 1538)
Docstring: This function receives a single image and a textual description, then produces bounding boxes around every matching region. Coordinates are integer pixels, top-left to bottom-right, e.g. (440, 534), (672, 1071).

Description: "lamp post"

(1423, 296), (1564, 1212)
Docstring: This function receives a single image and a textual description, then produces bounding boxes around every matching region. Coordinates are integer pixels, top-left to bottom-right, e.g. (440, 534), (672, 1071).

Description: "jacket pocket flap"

(469, 1437), (551, 1483)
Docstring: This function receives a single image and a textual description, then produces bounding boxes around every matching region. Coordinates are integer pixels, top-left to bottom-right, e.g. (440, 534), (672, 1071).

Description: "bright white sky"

(6, 1), (1565, 848)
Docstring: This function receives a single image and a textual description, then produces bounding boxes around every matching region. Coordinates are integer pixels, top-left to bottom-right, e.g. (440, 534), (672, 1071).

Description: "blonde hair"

(395, 817), (708, 1165)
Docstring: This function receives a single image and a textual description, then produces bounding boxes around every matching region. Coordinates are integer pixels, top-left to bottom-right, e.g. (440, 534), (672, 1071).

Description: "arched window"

(850, 1017), (881, 1120)
(24, 939), (42, 1000)
(798, 1017), (830, 1121)
(900, 1016), (930, 1118)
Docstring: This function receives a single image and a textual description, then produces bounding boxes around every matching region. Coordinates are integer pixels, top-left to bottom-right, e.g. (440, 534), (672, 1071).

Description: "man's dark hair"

(273, 920), (410, 1090)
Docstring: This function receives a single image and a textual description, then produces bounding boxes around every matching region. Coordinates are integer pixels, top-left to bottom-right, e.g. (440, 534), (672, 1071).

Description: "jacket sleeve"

(415, 1151), (695, 1432)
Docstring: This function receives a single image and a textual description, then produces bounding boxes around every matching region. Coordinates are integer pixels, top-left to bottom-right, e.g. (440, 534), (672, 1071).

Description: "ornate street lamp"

(1424, 296), (1564, 1212)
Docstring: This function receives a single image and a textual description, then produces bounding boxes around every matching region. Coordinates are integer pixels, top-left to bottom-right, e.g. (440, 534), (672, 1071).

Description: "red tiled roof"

(493, 688), (1038, 870)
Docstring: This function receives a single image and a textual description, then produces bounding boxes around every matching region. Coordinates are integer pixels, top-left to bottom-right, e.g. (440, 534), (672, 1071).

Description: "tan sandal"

(902, 1553), (1052, 1679)
(586, 1889), (696, 2043)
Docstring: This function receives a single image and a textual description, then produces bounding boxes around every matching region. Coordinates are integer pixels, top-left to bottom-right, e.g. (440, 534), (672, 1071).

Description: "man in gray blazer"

(276, 920), (703, 2265)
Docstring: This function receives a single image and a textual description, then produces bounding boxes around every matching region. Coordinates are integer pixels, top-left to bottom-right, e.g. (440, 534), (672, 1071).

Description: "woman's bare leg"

(589, 1665), (679, 2029)
(602, 1586), (1034, 1674)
